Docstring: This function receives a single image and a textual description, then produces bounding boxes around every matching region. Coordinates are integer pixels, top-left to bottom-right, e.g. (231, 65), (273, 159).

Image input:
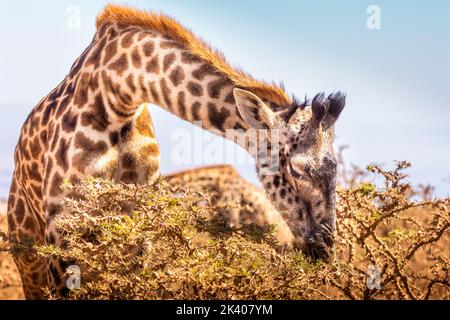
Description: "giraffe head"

(234, 88), (346, 261)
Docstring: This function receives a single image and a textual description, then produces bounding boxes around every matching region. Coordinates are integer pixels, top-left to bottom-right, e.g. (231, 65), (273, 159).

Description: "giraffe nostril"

(304, 243), (333, 262)
(301, 224), (335, 262)
(322, 232), (334, 247)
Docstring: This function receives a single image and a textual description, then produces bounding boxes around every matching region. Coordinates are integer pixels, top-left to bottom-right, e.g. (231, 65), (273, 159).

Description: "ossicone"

(323, 91), (346, 129)
(311, 92), (328, 126)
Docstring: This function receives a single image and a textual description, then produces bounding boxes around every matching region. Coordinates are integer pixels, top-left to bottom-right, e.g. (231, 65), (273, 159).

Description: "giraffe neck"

(89, 23), (248, 141)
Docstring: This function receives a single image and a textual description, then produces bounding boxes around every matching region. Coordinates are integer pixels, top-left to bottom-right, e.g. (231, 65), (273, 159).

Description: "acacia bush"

(0, 215), (23, 299)
(330, 154), (449, 299)
(1, 160), (449, 300)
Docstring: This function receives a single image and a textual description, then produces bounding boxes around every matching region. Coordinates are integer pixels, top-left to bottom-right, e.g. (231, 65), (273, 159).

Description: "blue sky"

(0, 0), (449, 198)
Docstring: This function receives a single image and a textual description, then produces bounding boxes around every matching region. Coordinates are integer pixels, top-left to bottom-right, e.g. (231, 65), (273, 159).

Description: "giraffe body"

(8, 5), (346, 299)
(8, 101), (160, 298)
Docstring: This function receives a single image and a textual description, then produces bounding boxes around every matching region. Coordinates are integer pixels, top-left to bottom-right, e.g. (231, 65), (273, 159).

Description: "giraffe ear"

(233, 88), (277, 129)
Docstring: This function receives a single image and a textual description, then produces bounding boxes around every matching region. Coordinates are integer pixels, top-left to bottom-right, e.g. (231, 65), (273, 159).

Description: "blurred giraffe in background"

(165, 165), (295, 246)
(8, 4), (345, 298)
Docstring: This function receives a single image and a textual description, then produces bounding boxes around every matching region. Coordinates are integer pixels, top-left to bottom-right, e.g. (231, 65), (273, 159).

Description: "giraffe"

(7, 100), (160, 299)
(7, 4), (346, 299)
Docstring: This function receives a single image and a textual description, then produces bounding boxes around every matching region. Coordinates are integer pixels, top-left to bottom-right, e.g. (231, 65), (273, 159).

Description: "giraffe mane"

(96, 4), (292, 106)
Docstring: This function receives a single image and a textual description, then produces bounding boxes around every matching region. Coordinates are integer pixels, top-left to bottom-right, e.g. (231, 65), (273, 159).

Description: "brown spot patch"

(126, 74), (137, 93)
(138, 75), (150, 101)
(42, 100), (57, 125)
(160, 40), (184, 50)
(208, 103), (230, 131)
(8, 216), (16, 232)
(15, 199), (26, 224)
(23, 216), (36, 232)
(177, 91), (187, 118)
(109, 131), (119, 146)
(208, 78), (230, 99)
(187, 81), (203, 97)
(70, 175), (81, 185)
(62, 111), (78, 133)
(31, 183), (42, 200)
(29, 137), (41, 159)
(149, 82), (161, 105)
(96, 22), (111, 39)
(142, 41), (155, 57)
(89, 71), (100, 92)
(233, 122), (246, 131)
(191, 102), (202, 121)
(163, 52), (176, 72)
(146, 55), (160, 74)
(121, 153), (137, 169)
(43, 157), (54, 190)
(131, 47), (142, 68)
(50, 125), (60, 151)
(73, 132), (108, 173)
(181, 51), (202, 64)
(56, 96), (71, 118)
(49, 172), (63, 197)
(73, 72), (91, 107)
(28, 162), (42, 183)
(56, 138), (70, 172)
(137, 32), (156, 41)
(40, 130), (48, 144)
(192, 64), (216, 80)
(20, 138), (31, 161)
(160, 78), (172, 109)
(121, 32), (135, 48)
(103, 39), (118, 64)
(169, 66), (185, 87)
(120, 171), (139, 184)
(8, 195), (15, 208)
(46, 203), (63, 218)
(29, 115), (41, 136)
(10, 179), (18, 194)
(225, 91), (236, 104)
(64, 81), (75, 96)
(109, 53), (129, 76)
(101, 74), (134, 116)
(120, 121), (133, 140)
(81, 95), (111, 132)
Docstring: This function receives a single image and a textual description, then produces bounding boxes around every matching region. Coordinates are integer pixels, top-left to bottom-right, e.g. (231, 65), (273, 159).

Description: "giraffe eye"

(288, 162), (308, 180)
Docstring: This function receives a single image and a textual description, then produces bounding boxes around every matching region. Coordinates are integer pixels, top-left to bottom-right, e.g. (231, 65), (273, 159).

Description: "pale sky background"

(0, 0), (449, 199)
